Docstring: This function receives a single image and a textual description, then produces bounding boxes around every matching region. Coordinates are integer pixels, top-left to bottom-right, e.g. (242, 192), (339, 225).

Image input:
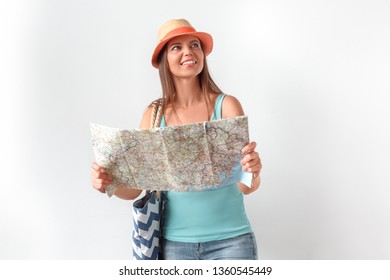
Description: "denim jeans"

(161, 232), (258, 260)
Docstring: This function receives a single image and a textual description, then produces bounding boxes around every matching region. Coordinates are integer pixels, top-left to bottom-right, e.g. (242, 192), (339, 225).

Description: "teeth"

(182, 60), (196, 65)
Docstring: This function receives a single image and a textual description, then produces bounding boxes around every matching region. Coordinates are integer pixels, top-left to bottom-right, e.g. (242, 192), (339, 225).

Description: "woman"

(91, 19), (262, 260)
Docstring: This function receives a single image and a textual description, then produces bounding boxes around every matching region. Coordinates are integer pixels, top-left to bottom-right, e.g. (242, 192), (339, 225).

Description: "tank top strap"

(160, 115), (167, 127)
(212, 93), (226, 120)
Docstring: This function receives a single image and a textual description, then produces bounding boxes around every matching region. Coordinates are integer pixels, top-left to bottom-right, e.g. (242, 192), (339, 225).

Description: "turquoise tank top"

(160, 93), (252, 242)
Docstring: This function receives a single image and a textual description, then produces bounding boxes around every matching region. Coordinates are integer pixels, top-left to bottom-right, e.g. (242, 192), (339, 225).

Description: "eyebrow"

(168, 39), (200, 47)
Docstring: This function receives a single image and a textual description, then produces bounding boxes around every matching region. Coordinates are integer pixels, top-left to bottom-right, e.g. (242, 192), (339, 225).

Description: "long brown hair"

(155, 42), (222, 117)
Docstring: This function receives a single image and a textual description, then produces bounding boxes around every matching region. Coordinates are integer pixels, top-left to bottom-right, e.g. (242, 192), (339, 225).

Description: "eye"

(171, 45), (181, 51)
(191, 42), (200, 48)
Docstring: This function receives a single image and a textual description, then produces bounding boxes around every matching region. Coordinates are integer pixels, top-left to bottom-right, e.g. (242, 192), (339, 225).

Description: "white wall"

(1, 0), (389, 259)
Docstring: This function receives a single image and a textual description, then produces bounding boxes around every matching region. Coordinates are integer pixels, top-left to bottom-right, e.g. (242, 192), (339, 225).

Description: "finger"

(103, 178), (113, 185)
(92, 178), (112, 189)
(246, 164), (261, 173)
(101, 173), (112, 180)
(242, 155), (262, 173)
(241, 142), (257, 154)
(92, 182), (105, 193)
(251, 160), (263, 177)
(94, 185), (106, 193)
(242, 159), (258, 170)
(92, 170), (112, 180)
(242, 161), (260, 172)
(91, 162), (105, 172)
(91, 162), (106, 173)
(241, 151), (259, 165)
(250, 156), (262, 169)
(91, 162), (99, 171)
(243, 162), (261, 173)
(242, 155), (260, 167)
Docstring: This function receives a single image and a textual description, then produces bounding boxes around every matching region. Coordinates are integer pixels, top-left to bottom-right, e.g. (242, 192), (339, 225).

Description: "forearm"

(114, 187), (143, 200)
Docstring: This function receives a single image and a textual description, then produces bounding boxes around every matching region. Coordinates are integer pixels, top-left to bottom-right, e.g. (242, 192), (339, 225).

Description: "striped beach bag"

(132, 190), (162, 260)
(132, 98), (163, 260)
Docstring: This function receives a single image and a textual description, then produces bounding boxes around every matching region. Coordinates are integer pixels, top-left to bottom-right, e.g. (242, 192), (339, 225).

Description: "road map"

(91, 116), (252, 197)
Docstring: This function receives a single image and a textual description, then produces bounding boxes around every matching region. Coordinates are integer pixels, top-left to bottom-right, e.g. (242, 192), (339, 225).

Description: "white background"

(1, 0), (389, 259)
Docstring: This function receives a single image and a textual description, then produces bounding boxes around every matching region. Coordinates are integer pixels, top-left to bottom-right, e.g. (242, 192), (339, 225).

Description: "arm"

(91, 105), (155, 200)
(91, 162), (142, 200)
(221, 95), (262, 194)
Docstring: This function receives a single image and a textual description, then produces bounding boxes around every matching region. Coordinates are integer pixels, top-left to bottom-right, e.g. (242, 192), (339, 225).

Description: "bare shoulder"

(139, 98), (163, 129)
(139, 105), (154, 129)
(221, 94), (245, 118)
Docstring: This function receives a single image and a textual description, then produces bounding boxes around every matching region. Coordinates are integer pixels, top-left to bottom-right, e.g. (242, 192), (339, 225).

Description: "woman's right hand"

(91, 162), (113, 193)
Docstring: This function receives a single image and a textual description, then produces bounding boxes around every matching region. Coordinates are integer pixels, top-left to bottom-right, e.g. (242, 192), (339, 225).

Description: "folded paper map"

(90, 116), (252, 197)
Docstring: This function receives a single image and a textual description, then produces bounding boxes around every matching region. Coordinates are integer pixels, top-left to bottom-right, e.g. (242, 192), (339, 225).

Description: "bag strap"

(150, 98), (163, 129)
(148, 98), (163, 199)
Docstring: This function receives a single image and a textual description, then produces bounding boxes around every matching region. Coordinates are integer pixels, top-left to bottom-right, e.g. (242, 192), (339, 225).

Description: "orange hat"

(151, 19), (213, 68)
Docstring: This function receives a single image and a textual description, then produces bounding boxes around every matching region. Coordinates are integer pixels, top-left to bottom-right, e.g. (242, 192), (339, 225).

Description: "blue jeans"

(161, 232), (258, 260)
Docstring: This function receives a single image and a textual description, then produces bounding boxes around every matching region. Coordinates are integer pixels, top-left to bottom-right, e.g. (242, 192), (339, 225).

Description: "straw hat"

(151, 19), (213, 68)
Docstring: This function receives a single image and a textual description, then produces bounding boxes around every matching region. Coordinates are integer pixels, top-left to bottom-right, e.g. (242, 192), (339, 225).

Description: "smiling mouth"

(181, 60), (196, 65)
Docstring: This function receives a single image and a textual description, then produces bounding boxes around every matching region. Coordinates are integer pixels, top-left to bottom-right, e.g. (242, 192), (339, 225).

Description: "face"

(166, 35), (204, 79)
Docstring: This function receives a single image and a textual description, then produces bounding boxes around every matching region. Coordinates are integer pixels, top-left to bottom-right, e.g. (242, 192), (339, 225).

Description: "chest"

(165, 103), (213, 126)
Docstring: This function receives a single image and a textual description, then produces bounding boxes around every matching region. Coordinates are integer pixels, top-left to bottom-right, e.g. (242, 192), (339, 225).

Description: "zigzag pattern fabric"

(132, 191), (161, 260)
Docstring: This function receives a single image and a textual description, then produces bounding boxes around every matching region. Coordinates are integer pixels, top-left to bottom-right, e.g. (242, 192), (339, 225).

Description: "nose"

(183, 46), (193, 56)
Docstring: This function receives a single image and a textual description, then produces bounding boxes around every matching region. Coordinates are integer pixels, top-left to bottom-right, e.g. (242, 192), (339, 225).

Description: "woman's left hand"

(238, 141), (262, 194)
(241, 142), (262, 179)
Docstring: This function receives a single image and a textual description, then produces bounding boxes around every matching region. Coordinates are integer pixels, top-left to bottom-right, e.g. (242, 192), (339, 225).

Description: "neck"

(172, 77), (203, 107)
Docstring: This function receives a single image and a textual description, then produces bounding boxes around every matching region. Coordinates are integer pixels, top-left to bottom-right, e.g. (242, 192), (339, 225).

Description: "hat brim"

(151, 31), (213, 68)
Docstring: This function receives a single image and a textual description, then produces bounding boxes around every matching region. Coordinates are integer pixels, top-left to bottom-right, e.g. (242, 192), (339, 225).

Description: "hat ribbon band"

(161, 26), (197, 42)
